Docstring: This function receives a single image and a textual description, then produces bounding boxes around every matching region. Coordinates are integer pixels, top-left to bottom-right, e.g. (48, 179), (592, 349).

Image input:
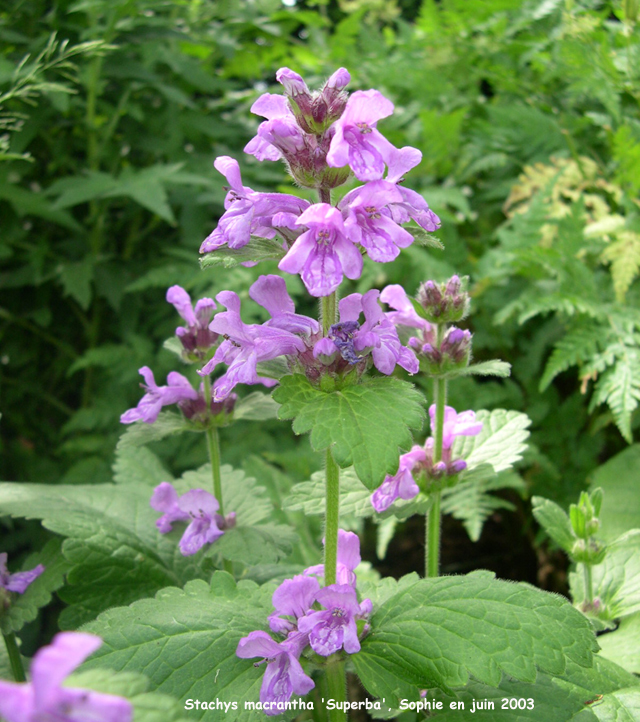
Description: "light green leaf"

(570, 531), (640, 621)
(598, 613), (640, 675)
(273, 375), (425, 489)
(113, 445), (171, 487)
(451, 360), (512, 378)
(200, 236), (286, 269)
(81, 575), (281, 721)
(116, 412), (195, 450)
(354, 571), (597, 706)
(284, 467), (372, 517)
(405, 225), (444, 250)
(64, 669), (191, 722)
(590, 445), (640, 542)
(532, 496), (576, 552)
(233, 392), (279, 421)
(453, 409), (531, 472)
(1, 538), (70, 634)
(584, 688), (640, 722)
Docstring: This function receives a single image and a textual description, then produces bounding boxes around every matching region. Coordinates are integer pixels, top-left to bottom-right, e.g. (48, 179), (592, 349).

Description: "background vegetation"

(1, 0), (639, 616)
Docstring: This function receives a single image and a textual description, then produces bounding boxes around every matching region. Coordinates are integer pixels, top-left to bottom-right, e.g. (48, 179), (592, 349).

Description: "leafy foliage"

(354, 571), (597, 705)
(273, 375), (425, 489)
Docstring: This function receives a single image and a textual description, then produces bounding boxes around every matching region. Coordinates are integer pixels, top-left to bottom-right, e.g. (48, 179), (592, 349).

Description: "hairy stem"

(324, 659), (348, 722)
(3, 632), (25, 682)
(582, 562), (594, 606)
(426, 324), (447, 578)
(324, 449), (340, 586)
(321, 293), (337, 336)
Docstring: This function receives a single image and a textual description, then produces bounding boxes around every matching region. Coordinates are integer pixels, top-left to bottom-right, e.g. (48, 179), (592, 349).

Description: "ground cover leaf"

(273, 375), (425, 489)
(81, 575), (288, 721)
(590, 445), (640, 541)
(353, 571), (598, 707)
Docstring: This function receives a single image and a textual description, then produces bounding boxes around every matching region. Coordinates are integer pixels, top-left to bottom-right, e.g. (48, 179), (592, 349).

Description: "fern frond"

(601, 231), (640, 303)
(540, 322), (604, 391)
(591, 349), (640, 443)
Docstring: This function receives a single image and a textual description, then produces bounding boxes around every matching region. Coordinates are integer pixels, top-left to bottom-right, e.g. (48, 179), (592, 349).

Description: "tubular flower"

(268, 575), (320, 634)
(0, 633), (132, 722)
(199, 276), (318, 401)
(304, 529), (361, 587)
(279, 203), (363, 297)
(200, 156), (309, 253)
(326, 89), (420, 182)
(120, 367), (199, 424)
(236, 631), (314, 716)
(0, 554), (44, 594)
(166, 285), (218, 358)
(150, 482), (235, 556)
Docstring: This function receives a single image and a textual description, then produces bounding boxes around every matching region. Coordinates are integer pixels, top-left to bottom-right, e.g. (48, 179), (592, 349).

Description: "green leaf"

(66, 668), (192, 722)
(200, 236), (286, 269)
(58, 258), (93, 310)
(273, 375), (425, 489)
(233, 391), (279, 421)
(1, 538), (70, 634)
(284, 466), (372, 517)
(584, 688), (640, 722)
(405, 224), (444, 250)
(532, 496), (576, 552)
(81, 575), (281, 721)
(0, 470), (213, 627)
(116, 412), (194, 450)
(591, 354), (640, 444)
(570, 531), (640, 621)
(590, 445), (640, 541)
(452, 360), (512, 378)
(598, 613), (640, 675)
(354, 571), (597, 706)
(453, 409), (531, 473)
(113, 445), (171, 487)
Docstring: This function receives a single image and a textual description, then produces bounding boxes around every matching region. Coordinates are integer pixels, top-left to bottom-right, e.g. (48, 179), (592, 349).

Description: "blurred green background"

(1, 0), (639, 564)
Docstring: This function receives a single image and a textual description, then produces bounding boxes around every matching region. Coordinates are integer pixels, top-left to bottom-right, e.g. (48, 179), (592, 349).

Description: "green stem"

(324, 449), (340, 586)
(324, 660), (347, 722)
(426, 325), (447, 578)
(3, 632), (25, 682)
(321, 293), (337, 336)
(582, 562), (593, 606)
(203, 378), (233, 575)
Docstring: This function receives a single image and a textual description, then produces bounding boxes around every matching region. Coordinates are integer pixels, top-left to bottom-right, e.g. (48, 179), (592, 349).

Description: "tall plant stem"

(324, 658), (348, 722)
(426, 325), (447, 578)
(203, 377), (233, 576)
(324, 450), (340, 586)
(3, 632), (25, 682)
(582, 562), (594, 606)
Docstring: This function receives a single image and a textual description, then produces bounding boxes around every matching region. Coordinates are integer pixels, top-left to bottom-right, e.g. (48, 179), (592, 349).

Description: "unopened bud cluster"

(417, 275), (469, 324)
(570, 488), (606, 565)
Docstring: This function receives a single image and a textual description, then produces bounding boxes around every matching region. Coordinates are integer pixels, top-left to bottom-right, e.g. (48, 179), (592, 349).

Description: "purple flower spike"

(298, 584), (369, 656)
(371, 446), (426, 513)
(236, 631), (315, 715)
(268, 574), (320, 634)
(0, 632), (133, 722)
(304, 530), (361, 587)
(279, 204), (363, 296)
(120, 367), (199, 425)
(430, 405), (483, 450)
(200, 156), (308, 253)
(327, 89), (408, 181)
(0, 553), (44, 594)
(150, 483), (227, 556)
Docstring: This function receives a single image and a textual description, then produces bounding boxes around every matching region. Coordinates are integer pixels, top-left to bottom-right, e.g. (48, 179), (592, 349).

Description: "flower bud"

(420, 327), (472, 376)
(417, 275), (470, 324)
(571, 538), (606, 565)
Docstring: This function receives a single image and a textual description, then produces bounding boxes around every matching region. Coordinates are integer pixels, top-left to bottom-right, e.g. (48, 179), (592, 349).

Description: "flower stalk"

(2, 632), (26, 683)
(426, 324), (447, 578)
(324, 658), (348, 722)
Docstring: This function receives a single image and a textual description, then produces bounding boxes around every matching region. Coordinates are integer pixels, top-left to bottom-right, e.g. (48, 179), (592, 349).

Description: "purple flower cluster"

(0, 633), (132, 722)
(237, 531), (371, 715)
(150, 482), (236, 556)
(201, 67), (440, 297)
(371, 405), (483, 512)
(0, 553), (44, 596)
